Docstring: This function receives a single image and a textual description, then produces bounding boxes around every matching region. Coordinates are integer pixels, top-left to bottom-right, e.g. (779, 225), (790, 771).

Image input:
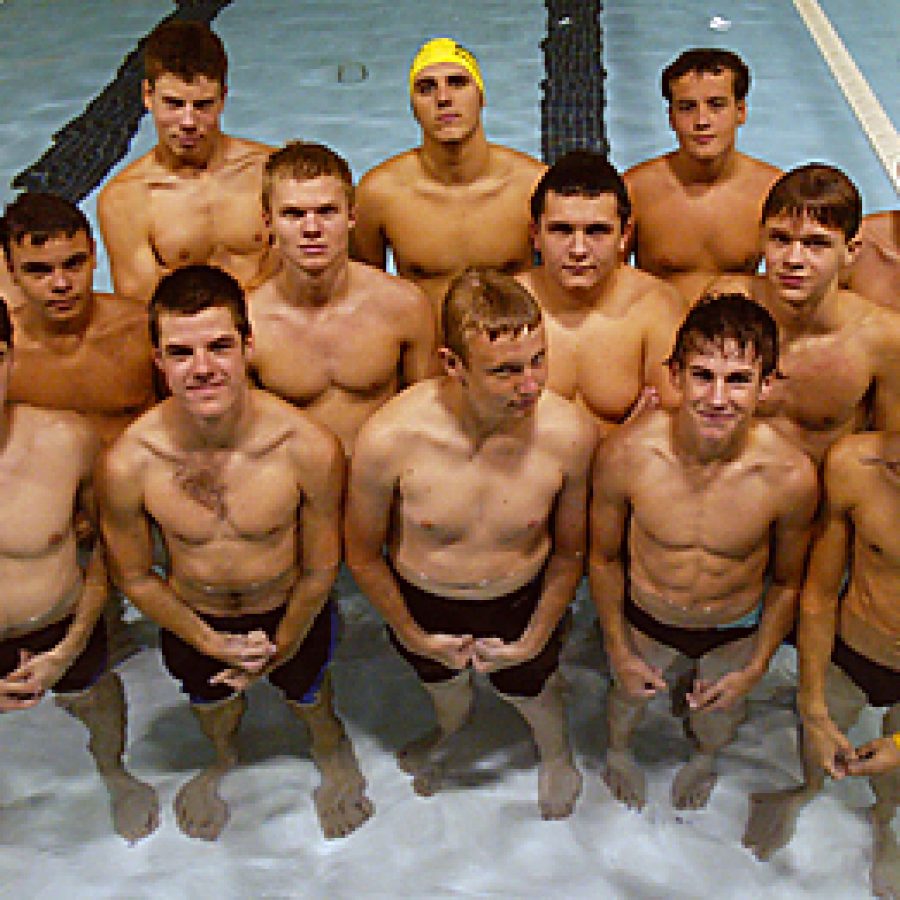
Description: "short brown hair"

(762, 163), (861, 241)
(443, 268), (542, 362)
(262, 141), (354, 213)
(662, 48), (750, 102)
(667, 292), (778, 377)
(144, 21), (227, 88)
(149, 264), (249, 348)
(2, 192), (92, 259)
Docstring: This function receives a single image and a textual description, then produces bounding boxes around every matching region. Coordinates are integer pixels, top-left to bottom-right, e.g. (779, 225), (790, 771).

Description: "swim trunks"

(624, 594), (758, 660)
(160, 600), (336, 706)
(388, 565), (565, 697)
(0, 616), (107, 694)
(832, 635), (900, 708)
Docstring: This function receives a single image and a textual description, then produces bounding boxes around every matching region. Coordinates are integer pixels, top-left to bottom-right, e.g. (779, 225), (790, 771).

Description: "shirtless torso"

(717, 274), (900, 464)
(626, 151), (779, 303)
(355, 146), (544, 317)
(249, 172), (435, 455)
(100, 135), (271, 304)
(520, 266), (683, 434)
(625, 65), (780, 303)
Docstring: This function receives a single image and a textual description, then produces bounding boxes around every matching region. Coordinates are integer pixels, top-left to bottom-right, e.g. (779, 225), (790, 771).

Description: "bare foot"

(312, 737), (373, 839)
(104, 771), (159, 843)
(604, 749), (646, 810)
(539, 755), (582, 820)
(672, 754), (717, 810)
(396, 728), (447, 797)
(742, 785), (810, 860)
(175, 770), (229, 841)
(872, 815), (900, 899)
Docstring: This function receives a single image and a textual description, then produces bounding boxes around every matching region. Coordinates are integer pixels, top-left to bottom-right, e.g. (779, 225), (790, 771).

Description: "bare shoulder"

(357, 380), (440, 452)
(91, 291), (149, 337)
(599, 407), (666, 470)
(226, 136), (273, 158)
(706, 271), (758, 298)
(735, 153), (781, 187)
(537, 390), (596, 458)
(357, 150), (419, 196)
(489, 144), (546, 183)
(752, 421), (818, 500)
(250, 389), (341, 468)
(822, 431), (878, 500)
(624, 154), (672, 193)
(349, 261), (429, 314)
(18, 404), (96, 458)
(99, 150), (157, 198)
(627, 267), (686, 314)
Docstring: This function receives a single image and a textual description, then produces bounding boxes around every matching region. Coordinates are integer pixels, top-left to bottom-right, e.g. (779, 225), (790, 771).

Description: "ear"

(242, 332), (254, 364)
(667, 361), (683, 396)
(619, 218), (634, 256)
(758, 372), (775, 404)
(667, 104), (676, 132)
(844, 232), (862, 268)
(348, 203), (357, 232)
(153, 348), (165, 374)
(142, 79), (153, 113)
(529, 219), (541, 253)
(735, 99), (747, 126)
(438, 346), (465, 382)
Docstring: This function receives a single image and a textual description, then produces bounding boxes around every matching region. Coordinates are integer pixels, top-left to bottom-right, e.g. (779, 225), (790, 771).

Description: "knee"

(689, 703), (745, 751)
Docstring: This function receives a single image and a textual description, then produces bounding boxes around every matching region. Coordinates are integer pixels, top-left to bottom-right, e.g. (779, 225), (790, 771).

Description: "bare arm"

(350, 176), (388, 270)
(346, 415), (472, 670)
(797, 447), (857, 777)
(400, 285), (439, 384)
(98, 180), (162, 305)
(589, 434), (667, 697)
(271, 429), (343, 665)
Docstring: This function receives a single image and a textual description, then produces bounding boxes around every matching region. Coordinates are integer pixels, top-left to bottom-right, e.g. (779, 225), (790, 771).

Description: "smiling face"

(763, 212), (850, 312)
(8, 230), (95, 328)
(144, 73), (225, 166)
(668, 69), (746, 162)
(267, 175), (353, 276)
(411, 62), (483, 144)
(672, 338), (767, 451)
(533, 191), (628, 293)
(444, 323), (547, 424)
(155, 305), (251, 422)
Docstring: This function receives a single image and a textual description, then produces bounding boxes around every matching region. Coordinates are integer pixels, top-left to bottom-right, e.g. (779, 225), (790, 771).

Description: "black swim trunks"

(160, 600), (336, 705)
(832, 635), (900, 708)
(624, 594), (758, 661)
(0, 616), (107, 693)
(388, 566), (566, 698)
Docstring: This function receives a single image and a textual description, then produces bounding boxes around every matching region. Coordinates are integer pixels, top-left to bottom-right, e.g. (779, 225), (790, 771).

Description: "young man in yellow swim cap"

(353, 37), (546, 325)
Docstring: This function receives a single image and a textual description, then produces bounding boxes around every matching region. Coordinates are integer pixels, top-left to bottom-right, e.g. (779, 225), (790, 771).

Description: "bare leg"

(604, 682), (651, 810)
(174, 692), (244, 841)
(604, 627), (678, 811)
(500, 672), (582, 819)
(870, 703), (900, 899)
(397, 671), (474, 797)
(57, 670), (159, 843)
(743, 661), (866, 859)
(289, 671), (372, 839)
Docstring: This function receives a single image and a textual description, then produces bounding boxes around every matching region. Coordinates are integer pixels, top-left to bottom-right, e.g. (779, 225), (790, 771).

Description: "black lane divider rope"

(11, 0), (235, 203)
(541, 0), (608, 164)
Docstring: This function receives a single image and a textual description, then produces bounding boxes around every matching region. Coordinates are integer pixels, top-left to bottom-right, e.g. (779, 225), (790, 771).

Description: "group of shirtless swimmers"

(0, 20), (898, 896)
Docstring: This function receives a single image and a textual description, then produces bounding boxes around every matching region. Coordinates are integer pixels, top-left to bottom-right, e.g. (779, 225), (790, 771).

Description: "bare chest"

(144, 452), (298, 547)
(766, 333), (873, 429)
(547, 315), (645, 422)
(385, 187), (532, 278)
(148, 173), (266, 268)
(398, 445), (562, 546)
(251, 309), (402, 402)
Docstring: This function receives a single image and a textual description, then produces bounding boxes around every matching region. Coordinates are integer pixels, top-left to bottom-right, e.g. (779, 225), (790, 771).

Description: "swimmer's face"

(443, 323), (547, 422)
(8, 230), (95, 327)
(266, 175), (354, 275)
(155, 305), (252, 422)
(532, 191), (629, 292)
(144, 73), (225, 165)
(763, 212), (851, 311)
(412, 62), (483, 144)
(668, 70), (746, 161)
(672, 338), (768, 446)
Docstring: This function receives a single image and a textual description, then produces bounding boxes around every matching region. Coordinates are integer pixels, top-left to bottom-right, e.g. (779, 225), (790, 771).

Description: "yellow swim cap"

(409, 37), (485, 98)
